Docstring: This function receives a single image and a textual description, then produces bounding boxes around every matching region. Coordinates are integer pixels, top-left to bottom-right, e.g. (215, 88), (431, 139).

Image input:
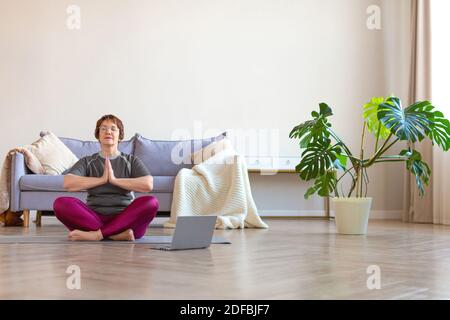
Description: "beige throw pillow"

(191, 138), (233, 165)
(13, 147), (45, 174)
(26, 131), (78, 175)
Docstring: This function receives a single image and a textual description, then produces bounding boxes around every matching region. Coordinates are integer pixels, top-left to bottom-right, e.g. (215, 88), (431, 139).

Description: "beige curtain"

(404, 0), (450, 225)
(430, 1), (450, 225)
(433, 151), (450, 224)
(403, 0), (433, 223)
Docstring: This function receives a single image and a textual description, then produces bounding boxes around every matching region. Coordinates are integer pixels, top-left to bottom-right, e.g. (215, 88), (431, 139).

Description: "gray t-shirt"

(67, 152), (151, 215)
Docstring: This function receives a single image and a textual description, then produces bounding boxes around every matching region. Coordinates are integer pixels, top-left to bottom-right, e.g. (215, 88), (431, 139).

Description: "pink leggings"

(53, 196), (159, 239)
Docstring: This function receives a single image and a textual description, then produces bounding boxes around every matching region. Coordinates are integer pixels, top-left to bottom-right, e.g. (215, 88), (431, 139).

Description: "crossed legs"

(53, 196), (159, 241)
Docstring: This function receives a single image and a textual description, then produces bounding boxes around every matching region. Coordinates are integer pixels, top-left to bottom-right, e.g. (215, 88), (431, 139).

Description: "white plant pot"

(332, 197), (372, 235)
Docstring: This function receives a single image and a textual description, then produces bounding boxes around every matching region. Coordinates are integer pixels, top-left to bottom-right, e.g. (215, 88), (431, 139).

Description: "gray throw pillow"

(134, 132), (227, 176)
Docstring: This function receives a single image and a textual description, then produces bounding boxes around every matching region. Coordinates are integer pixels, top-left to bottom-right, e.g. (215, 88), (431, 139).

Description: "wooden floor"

(1, 216), (450, 299)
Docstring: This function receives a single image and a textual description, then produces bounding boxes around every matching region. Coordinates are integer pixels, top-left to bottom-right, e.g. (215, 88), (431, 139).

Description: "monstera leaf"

(295, 137), (343, 181)
(304, 170), (337, 199)
(425, 110), (450, 151)
(400, 149), (431, 196)
(363, 97), (391, 140)
(377, 97), (431, 142)
(289, 103), (333, 148)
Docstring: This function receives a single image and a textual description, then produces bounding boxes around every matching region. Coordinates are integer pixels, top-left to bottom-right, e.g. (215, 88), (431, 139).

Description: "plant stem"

(378, 155), (408, 159)
(336, 166), (356, 184)
(363, 167), (369, 197)
(347, 176), (357, 197)
(373, 159), (406, 163)
(374, 125), (381, 153)
(336, 166), (357, 198)
(333, 170), (340, 198)
(329, 129), (358, 166)
(363, 132), (393, 167)
(378, 137), (400, 156)
(329, 128), (362, 198)
(370, 154), (408, 165)
(360, 122), (366, 197)
(356, 122), (366, 197)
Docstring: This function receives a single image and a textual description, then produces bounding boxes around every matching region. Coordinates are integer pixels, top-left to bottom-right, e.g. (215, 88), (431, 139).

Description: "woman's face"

(98, 120), (120, 147)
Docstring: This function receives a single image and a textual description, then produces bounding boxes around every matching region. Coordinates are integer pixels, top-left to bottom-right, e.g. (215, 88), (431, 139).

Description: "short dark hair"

(95, 114), (125, 141)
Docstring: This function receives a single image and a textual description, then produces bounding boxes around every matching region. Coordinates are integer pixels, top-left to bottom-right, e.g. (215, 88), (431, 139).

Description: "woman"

(53, 114), (158, 241)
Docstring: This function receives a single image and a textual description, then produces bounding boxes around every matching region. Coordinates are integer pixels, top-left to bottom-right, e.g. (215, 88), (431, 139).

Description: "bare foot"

(68, 229), (103, 241)
(108, 229), (135, 241)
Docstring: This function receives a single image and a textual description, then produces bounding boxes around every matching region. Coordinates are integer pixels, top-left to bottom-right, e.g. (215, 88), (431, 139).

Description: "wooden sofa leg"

(34, 211), (42, 227)
(23, 209), (30, 227)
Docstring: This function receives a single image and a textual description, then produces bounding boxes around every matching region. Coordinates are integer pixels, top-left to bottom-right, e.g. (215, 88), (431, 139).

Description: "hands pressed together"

(64, 154), (152, 193)
(102, 156), (118, 185)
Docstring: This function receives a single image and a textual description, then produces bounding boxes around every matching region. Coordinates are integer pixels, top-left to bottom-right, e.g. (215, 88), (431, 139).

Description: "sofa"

(10, 131), (227, 227)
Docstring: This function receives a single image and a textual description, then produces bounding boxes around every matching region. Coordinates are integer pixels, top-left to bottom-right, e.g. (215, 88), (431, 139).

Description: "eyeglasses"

(99, 126), (119, 133)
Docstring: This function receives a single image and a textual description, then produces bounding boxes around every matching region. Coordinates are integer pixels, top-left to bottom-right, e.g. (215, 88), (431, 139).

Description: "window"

(431, 1), (450, 114)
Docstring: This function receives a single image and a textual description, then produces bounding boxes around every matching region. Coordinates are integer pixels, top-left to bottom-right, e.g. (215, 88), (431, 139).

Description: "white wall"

(0, 0), (413, 217)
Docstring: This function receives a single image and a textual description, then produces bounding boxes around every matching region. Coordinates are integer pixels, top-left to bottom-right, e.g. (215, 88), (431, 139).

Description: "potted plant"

(289, 96), (450, 234)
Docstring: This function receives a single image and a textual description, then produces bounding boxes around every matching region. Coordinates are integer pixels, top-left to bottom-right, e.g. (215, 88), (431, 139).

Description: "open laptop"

(150, 215), (217, 251)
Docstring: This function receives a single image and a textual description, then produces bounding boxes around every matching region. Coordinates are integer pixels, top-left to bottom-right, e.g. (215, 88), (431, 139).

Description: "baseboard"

(259, 209), (402, 220)
(368, 210), (403, 220)
(31, 210), (402, 222)
(152, 217), (170, 224)
(258, 210), (328, 217)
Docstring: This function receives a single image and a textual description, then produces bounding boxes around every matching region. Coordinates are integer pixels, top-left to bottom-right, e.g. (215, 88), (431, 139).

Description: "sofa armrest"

(10, 152), (28, 212)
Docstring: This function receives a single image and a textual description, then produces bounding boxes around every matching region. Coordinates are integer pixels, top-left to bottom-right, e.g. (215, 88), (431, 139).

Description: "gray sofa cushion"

(20, 191), (174, 212)
(134, 132), (227, 176)
(39, 131), (136, 158)
(20, 174), (175, 193)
